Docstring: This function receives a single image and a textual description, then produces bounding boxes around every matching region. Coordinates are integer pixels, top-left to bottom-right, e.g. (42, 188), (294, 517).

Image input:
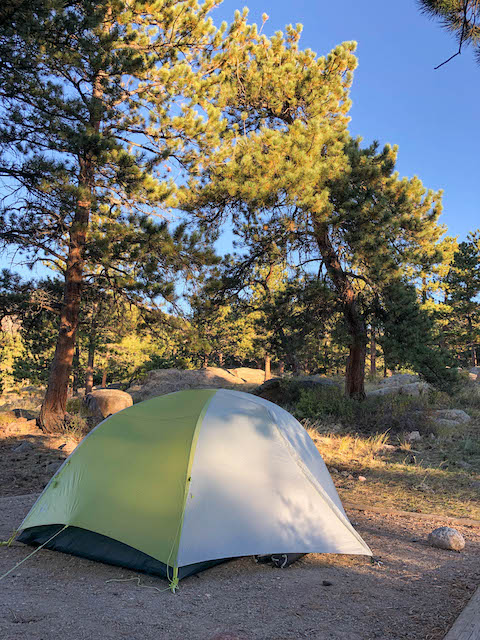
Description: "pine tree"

(444, 231), (480, 366)
(183, 26), (446, 397)
(418, 1), (480, 66)
(0, 0), (247, 430)
(379, 278), (456, 389)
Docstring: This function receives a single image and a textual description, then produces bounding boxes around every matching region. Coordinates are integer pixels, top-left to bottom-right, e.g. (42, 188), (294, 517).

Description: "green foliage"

(138, 353), (193, 374)
(460, 436), (480, 457)
(443, 231), (480, 367)
(287, 383), (436, 435)
(378, 279), (458, 391)
(12, 278), (61, 385)
(62, 413), (89, 439)
(0, 0), (239, 427)
(296, 386), (354, 422)
(451, 382), (480, 411)
(66, 397), (82, 414)
(185, 25), (447, 396)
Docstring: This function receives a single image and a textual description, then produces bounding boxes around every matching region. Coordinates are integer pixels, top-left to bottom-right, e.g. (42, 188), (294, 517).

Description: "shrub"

(290, 385), (434, 435)
(451, 382), (480, 411)
(295, 386), (354, 422)
(60, 413), (89, 439)
(66, 397), (82, 414)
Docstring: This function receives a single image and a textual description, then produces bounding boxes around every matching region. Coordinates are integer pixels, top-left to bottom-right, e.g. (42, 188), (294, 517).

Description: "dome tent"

(18, 389), (371, 589)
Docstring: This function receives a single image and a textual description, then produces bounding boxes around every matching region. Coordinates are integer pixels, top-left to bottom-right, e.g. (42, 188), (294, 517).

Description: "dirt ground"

(0, 418), (77, 497)
(1, 418), (480, 640)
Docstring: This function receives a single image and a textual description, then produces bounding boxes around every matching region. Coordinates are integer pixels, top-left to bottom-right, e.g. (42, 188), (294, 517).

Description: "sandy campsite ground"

(1, 494), (480, 640)
(1, 414), (480, 639)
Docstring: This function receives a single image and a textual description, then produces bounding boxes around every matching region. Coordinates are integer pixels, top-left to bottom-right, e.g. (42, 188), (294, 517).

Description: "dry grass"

(305, 421), (480, 519)
(0, 412), (16, 427)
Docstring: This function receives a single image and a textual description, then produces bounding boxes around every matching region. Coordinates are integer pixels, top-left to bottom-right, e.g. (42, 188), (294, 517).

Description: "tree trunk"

(85, 340), (95, 395)
(467, 316), (477, 368)
(289, 353), (303, 376)
(218, 352), (224, 367)
(323, 344), (329, 372)
(202, 353), (209, 368)
(264, 354), (271, 381)
(38, 72), (102, 431)
(101, 351), (109, 387)
(85, 303), (98, 395)
(277, 360), (285, 376)
(370, 326), (377, 378)
(72, 344), (80, 396)
(37, 173), (92, 431)
(313, 221), (367, 399)
(345, 339), (367, 398)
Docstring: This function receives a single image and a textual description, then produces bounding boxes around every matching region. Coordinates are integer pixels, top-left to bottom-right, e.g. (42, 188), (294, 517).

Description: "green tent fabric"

(18, 388), (371, 589)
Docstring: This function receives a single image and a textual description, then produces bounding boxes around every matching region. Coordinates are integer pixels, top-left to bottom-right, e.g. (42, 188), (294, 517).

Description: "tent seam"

(172, 390), (217, 572)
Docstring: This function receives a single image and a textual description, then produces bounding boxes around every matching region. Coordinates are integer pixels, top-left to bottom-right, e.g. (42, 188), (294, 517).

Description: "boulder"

(84, 389), (133, 418)
(428, 527), (465, 551)
(405, 430), (422, 443)
(367, 381), (430, 398)
(427, 409), (471, 434)
(429, 409), (471, 425)
(227, 368), (268, 385)
(11, 408), (37, 421)
(126, 367), (265, 403)
(433, 419), (462, 432)
(254, 376), (339, 405)
(367, 386), (397, 398)
(378, 374), (419, 387)
(469, 367), (480, 382)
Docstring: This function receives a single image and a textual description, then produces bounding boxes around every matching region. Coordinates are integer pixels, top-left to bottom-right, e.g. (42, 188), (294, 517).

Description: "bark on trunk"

(277, 360), (285, 376)
(85, 303), (98, 395)
(370, 326), (377, 378)
(38, 71), (102, 431)
(37, 189), (90, 432)
(264, 354), (271, 381)
(202, 353), (209, 368)
(101, 351), (109, 388)
(85, 342), (95, 395)
(289, 353), (303, 376)
(313, 221), (367, 399)
(72, 344), (80, 396)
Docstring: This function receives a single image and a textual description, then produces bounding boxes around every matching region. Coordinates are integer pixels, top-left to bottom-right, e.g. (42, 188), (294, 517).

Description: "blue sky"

(214, 0), (479, 241)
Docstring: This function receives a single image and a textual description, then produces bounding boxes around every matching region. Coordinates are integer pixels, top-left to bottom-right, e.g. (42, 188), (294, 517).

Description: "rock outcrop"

(377, 374), (420, 387)
(367, 381), (430, 398)
(126, 367), (266, 403)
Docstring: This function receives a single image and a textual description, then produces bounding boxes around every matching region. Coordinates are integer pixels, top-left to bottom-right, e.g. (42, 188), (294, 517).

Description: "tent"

(18, 388), (371, 588)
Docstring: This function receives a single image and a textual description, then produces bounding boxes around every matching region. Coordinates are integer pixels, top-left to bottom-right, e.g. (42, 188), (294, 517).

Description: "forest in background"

(0, 1), (479, 431)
